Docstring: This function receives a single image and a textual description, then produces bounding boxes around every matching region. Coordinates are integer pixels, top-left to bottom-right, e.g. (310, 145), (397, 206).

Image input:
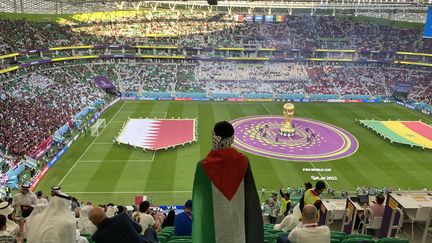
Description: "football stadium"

(0, 0), (432, 242)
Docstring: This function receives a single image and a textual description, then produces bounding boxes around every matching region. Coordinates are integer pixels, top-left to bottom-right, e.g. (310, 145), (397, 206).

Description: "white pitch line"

(58, 101), (127, 186)
(262, 103), (273, 115)
(262, 103), (331, 187)
(151, 151), (156, 161)
(64, 191), (193, 194)
(78, 159), (154, 163)
(308, 162), (332, 188)
(117, 111), (168, 114)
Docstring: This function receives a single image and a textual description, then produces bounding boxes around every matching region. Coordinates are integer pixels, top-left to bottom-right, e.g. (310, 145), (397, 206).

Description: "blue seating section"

(209, 93), (241, 99)
(142, 92), (172, 98)
(244, 93), (273, 99)
(310, 94), (339, 100)
(175, 92), (207, 99)
(344, 94), (371, 100)
(276, 93), (305, 100)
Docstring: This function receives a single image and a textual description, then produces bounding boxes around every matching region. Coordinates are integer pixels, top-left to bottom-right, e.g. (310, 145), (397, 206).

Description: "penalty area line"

(58, 101), (127, 186)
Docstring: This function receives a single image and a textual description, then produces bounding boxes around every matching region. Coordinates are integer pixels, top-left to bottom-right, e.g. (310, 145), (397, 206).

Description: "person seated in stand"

(0, 215), (15, 243)
(90, 206), (145, 243)
(161, 210), (175, 228)
(174, 200), (192, 236)
(368, 194), (385, 218)
(356, 193), (386, 231)
(27, 192), (77, 243)
(78, 205), (97, 235)
(0, 202), (19, 238)
(277, 204), (330, 243)
(132, 201), (155, 234)
(35, 191), (48, 204)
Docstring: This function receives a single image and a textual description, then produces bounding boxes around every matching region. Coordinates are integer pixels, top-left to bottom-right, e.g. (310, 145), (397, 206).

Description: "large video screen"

(423, 6), (432, 38)
(265, 15), (274, 22)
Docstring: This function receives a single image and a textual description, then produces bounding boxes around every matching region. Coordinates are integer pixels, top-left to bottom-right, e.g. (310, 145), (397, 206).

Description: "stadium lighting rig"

(1, 0), (429, 14)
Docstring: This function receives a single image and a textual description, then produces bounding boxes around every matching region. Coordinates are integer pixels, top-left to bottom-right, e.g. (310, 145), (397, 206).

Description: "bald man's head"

(302, 204), (318, 224)
(89, 206), (107, 227)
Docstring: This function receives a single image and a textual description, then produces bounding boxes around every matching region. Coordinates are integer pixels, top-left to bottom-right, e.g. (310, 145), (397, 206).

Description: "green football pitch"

(35, 101), (432, 205)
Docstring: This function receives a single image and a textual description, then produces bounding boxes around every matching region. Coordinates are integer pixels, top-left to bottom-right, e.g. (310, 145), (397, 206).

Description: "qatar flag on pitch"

(117, 119), (196, 150)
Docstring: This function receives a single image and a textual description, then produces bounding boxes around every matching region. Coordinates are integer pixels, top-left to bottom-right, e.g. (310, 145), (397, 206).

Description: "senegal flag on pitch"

(361, 120), (432, 149)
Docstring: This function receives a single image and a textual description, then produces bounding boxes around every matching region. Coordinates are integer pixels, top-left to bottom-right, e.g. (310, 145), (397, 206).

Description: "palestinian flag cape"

(192, 148), (264, 243)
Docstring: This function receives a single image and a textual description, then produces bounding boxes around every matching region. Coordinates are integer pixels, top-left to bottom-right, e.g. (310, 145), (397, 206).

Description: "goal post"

(90, 119), (106, 137)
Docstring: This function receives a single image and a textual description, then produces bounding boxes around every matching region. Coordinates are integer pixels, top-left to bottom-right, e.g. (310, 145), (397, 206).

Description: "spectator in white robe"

(24, 203), (48, 239)
(0, 202), (19, 238)
(35, 191), (48, 204)
(0, 215), (16, 243)
(27, 192), (76, 243)
(78, 205), (97, 235)
(274, 203), (302, 232)
(105, 205), (118, 218)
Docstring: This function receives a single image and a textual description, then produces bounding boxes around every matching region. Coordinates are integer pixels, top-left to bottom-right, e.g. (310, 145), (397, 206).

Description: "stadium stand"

(0, 66), (104, 156)
(0, 7), (431, 243)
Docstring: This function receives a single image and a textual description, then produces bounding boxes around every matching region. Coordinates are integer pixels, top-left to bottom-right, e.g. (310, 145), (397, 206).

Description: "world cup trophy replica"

(279, 103), (296, 137)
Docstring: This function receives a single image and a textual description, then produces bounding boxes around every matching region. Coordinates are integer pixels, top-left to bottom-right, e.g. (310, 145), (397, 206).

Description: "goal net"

(90, 119), (106, 137)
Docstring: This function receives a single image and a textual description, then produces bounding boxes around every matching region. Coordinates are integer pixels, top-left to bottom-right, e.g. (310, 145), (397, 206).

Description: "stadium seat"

(158, 232), (172, 241)
(264, 234), (279, 243)
(265, 229), (283, 235)
(331, 234), (345, 242)
(376, 238), (409, 243)
(80, 233), (94, 243)
(276, 232), (289, 237)
(342, 238), (376, 243)
(332, 231), (347, 237)
(158, 235), (167, 243)
(167, 240), (192, 243)
(332, 239), (342, 243)
(360, 208), (383, 235)
(405, 206), (432, 239)
(171, 236), (192, 240)
(345, 234), (373, 240)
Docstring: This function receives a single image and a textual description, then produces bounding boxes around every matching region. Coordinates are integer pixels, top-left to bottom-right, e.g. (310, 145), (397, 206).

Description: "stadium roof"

(0, 0), (429, 20)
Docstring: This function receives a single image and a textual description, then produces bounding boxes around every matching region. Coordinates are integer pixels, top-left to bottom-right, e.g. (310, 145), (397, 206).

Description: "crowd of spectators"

(6, 61), (425, 105)
(0, 65), (105, 159)
(408, 70), (432, 105)
(0, 10), (431, 172)
(1, 12), (431, 56)
(306, 66), (391, 96)
(0, 185), (196, 243)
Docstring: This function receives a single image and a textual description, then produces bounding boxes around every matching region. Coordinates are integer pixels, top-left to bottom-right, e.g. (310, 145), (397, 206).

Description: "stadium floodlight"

(90, 119), (107, 137)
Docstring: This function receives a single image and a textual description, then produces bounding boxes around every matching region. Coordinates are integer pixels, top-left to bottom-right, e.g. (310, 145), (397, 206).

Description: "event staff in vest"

(12, 184), (37, 218)
(279, 188), (292, 218)
(300, 181), (326, 212)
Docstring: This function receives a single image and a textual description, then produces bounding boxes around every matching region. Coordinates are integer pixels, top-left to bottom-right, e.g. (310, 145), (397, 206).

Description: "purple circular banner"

(231, 116), (359, 162)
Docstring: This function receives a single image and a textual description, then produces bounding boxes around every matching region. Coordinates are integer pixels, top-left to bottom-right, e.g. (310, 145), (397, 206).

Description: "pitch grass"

(35, 101), (432, 206)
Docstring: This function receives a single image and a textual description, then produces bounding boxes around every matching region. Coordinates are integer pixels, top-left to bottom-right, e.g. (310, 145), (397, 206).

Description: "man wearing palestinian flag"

(192, 121), (264, 243)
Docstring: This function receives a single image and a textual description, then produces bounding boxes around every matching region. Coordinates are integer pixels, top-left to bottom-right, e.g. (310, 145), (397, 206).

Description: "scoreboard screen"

(424, 6), (432, 38)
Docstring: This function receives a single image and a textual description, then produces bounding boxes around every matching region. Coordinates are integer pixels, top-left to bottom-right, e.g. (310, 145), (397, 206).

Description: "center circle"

(231, 116), (359, 162)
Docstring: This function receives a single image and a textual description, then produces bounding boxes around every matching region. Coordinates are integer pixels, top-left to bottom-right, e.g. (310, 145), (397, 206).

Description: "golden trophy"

(280, 103), (295, 137)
